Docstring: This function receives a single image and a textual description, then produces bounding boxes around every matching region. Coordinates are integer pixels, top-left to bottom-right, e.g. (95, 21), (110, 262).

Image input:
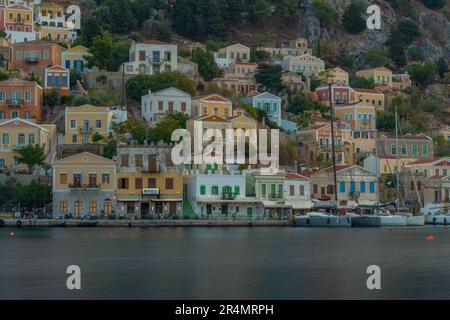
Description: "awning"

(151, 199), (182, 202)
(117, 196), (140, 202)
(285, 200), (313, 209)
(262, 201), (291, 209)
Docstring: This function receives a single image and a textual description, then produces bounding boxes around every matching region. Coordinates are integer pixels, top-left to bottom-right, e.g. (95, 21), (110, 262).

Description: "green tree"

(349, 75), (375, 89)
(115, 119), (148, 144)
(43, 90), (61, 107)
(312, 0), (339, 27)
(88, 34), (131, 71)
(191, 48), (221, 81)
(364, 48), (389, 67)
(92, 132), (105, 144)
(255, 64), (283, 94)
(436, 58), (449, 78)
(17, 145), (46, 173)
(148, 113), (188, 143)
(408, 47), (422, 61)
(396, 20), (421, 44)
(432, 135), (447, 146)
(81, 16), (102, 47)
(376, 110), (395, 131)
(250, 50), (271, 63)
(126, 71), (196, 101)
(407, 61), (437, 86)
(342, 0), (366, 34)
(341, 54), (355, 71)
(70, 69), (82, 87)
(104, 0), (137, 34)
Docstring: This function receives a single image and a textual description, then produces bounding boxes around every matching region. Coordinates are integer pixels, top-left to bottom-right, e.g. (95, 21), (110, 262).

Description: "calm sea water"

(1, 226), (450, 299)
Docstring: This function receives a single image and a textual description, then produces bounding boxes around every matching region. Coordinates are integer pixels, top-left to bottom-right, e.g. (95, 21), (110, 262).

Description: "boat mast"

(395, 106), (400, 214)
(328, 83), (338, 215)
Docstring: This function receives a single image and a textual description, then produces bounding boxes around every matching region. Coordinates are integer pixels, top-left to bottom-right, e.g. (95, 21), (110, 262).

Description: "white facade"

(141, 87), (191, 125)
(184, 170), (261, 218)
(282, 54), (325, 77)
(6, 30), (37, 43)
(123, 40), (177, 75)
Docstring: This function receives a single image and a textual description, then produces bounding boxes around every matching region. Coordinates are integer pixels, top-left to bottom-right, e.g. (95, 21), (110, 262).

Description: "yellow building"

(352, 88), (385, 110)
(52, 152), (117, 218)
(61, 45), (90, 71)
(0, 118), (56, 170)
(191, 94), (233, 118)
(335, 102), (376, 131)
(116, 145), (184, 219)
(356, 67), (393, 87)
(64, 104), (114, 145)
(217, 43), (250, 63)
(186, 114), (257, 139)
(35, 2), (76, 43)
(319, 67), (349, 85)
(364, 154), (415, 175)
(38, 26), (75, 43)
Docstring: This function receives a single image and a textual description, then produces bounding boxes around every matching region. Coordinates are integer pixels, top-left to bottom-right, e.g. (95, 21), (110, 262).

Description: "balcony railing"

(221, 193), (236, 200)
(25, 57), (39, 64)
(6, 99), (24, 107)
(11, 144), (26, 150)
(69, 183), (100, 189)
(319, 144), (343, 151)
(264, 192), (283, 199)
(79, 126), (93, 133)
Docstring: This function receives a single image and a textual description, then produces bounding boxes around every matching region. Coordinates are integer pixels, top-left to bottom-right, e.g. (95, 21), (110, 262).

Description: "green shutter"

(214, 163), (218, 171)
(200, 185), (206, 195)
(234, 186), (240, 195)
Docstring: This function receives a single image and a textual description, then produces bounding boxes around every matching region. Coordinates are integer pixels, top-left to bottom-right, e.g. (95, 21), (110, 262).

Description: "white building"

(282, 54), (325, 77)
(122, 40), (177, 75)
(141, 87), (191, 125)
(283, 173), (313, 214)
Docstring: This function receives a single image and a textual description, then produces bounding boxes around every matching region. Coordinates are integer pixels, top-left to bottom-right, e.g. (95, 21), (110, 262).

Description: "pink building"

(315, 81), (354, 105)
(44, 65), (70, 96)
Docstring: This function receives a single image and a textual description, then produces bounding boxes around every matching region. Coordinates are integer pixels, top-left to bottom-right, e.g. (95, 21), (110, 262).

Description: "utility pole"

(395, 106), (400, 214)
(328, 83), (338, 215)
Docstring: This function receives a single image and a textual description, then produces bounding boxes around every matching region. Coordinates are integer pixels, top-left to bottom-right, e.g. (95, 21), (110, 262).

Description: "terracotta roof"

(410, 157), (442, 165)
(353, 88), (382, 94)
(285, 173), (308, 180)
(298, 169), (321, 177)
(322, 165), (349, 173)
(192, 94), (230, 102)
(429, 175), (444, 180)
(141, 39), (169, 45)
(301, 124), (328, 131)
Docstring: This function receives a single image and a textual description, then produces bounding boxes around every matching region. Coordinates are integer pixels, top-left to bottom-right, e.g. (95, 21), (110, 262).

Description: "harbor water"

(1, 226), (450, 299)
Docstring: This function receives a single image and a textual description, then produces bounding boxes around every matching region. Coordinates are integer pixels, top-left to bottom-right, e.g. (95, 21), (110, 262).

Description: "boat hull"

(351, 216), (381, 228)
(406, 216), (425, 226)
(293, 216), (352, 228)
(380, 215), (407, 227)
(427, 215), (450, 225)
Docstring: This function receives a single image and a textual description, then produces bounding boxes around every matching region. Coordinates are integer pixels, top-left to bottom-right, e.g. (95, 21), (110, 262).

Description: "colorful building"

(61, 45), (90, 72)
(11, 40), (64, 78)
(52, 152), (117, 219)
(64, 104), (116, 145)
(283, 173), (312, 214)
(243, 91), (282, 127)
(334, 102), (376, 131)
(191, 93), (232, 118)
(215, 43), (250, 68)
(35, 2), (77, 43)
(44, 65), (70, 95)
(315, 81), (353, 106)
(257, 37), (312, 61)
(352, 88), (385, 110)
(123, 40), (177, 75)
(0, 77), (43, 121)
(356, 67), (393, 87)
(141, 87), (191, 126)
(281, 54), (325, 76)
(0, 117), (55, 170)
(2, 3), (36, 43)
(116, 145), (183, 219)
(319, 67), (349, 85)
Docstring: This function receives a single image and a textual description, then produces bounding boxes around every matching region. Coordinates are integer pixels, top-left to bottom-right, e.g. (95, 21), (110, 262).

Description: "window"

(118, 178), (129, 189)
(43, 50), (49, 59)
(0, 112), (4, 119)
(158, 101), (163, 111)
(135, 178), (142, 189)
(121, 155), (129, 167)
(401, 145), (407, 156)
(28, 133), (35, 144)
(261, 184), (266, 196)
(181, 102), (186, 112)
(2, 133), (9, 145)
(135, 154), (143, 168)
(370, 182), (375, 193)
(12, 111), (18, 118)
(212, 186), (219, 195)
(290, 185), (295, 196)
(62, 74), (68, 86)
(391, 144), (397, 155)
(60, 173), (67, 184)
(412, 144), (417, 156)
(0, 92), (5, 101)
(165, 178), (174, 190)
(148, 178), (156, 188)
(24, 91), (31, 102)
(350, 181), (355, 193)
(96, 119), (102, 128)
(70, 119), (76, 129)
(89, 201), (97, 214)
(200, 185), (206, 195)
(360, 182), (366, 193)
(300, 184), (305, 196)
(339, 182), (345, 193)
(72, 135), (77, 144)
(47, 74), (52, 85)
(422, 145), (428, 156)
(59, 201), (67, 213)
(102, 173), (110, 184)
(16, 51), (22, 60)
(18, 133), (25, 145)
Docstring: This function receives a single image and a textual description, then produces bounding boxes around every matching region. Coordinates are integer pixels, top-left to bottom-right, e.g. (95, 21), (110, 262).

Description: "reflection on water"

(1, 227), (450, 299)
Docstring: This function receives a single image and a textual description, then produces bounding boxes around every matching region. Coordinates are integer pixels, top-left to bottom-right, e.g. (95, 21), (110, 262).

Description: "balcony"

(79, 126), (93, 134)
(69, 183), (100, 189)
(221, 193), (236, 200)
(25, 57), (39, 64)
(267, 192), (283, 200)
(319, 144), (343, 151)
(11, 144), (26, 150)
(6, 99), (24, 107)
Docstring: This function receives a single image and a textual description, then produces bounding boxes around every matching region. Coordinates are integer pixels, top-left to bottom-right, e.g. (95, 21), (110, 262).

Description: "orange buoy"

(426, 235), (434, 241)
(9, 232), (15, 237)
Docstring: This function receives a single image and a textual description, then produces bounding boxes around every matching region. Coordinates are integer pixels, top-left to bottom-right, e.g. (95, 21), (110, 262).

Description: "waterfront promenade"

(1, 219), (293, 228)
